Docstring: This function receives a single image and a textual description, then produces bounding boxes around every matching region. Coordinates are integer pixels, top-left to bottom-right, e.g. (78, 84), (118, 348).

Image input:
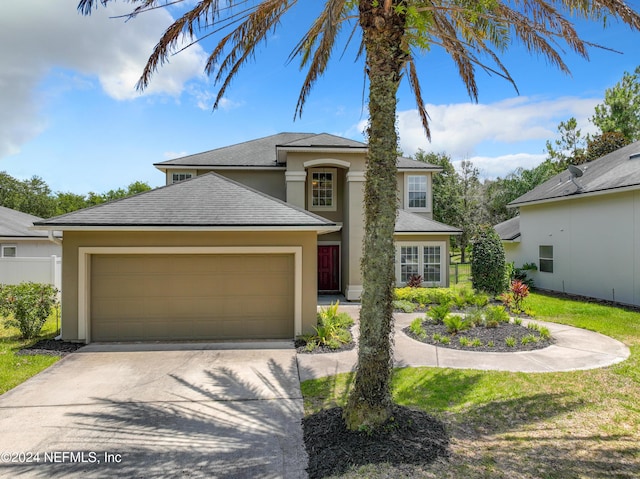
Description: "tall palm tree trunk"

(344, 0), (407, 431)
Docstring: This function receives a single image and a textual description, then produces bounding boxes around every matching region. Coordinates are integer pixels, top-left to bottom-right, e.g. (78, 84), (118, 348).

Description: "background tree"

(592, 65), (640, 142)
(415, 150), (462, 242)
(0, 173), (56, 218)
(456, 160), (485, 263)
(584, 131), (630, 161)
(79, 0), (640, 431)
(486, 159), (562, 224)
(545, 117), (587, 166)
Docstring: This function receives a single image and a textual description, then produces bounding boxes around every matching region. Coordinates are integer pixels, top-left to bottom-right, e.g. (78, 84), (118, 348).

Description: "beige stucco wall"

(516, 189), (640, 306)
(60, 230), (318, 341)
(212, 170), (287, 201)
(397, 172), (434, 219)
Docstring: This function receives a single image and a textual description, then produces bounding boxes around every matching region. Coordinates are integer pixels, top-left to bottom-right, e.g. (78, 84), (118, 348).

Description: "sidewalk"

(297, 306), (630, 381)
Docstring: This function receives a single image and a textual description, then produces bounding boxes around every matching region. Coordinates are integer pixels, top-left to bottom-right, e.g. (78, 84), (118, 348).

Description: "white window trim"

(77, 246), (303, 344)
(308, 167), (337, 212)
(170, 171), (194, 184)
(1, 245), (17, 258)
(404, 174), (431, 213)
(539, 245), (554, 273)
(395, 241), (446, 287)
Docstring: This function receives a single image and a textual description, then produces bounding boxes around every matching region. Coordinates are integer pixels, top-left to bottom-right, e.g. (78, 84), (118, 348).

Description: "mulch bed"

(17, 339), (84, 356)
(294, 338), (356, 354)
(303, 406), (449, 478)
(404, 321), (553, 352)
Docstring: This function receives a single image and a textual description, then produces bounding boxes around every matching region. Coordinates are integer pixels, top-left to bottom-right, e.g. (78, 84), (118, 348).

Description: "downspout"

(46, 231), (63, 339)
(48, 230), (62, 247)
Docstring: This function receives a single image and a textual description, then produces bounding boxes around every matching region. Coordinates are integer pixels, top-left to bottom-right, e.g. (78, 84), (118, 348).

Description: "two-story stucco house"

(34, 133), (460, 343)
(495, 140), (640, 307)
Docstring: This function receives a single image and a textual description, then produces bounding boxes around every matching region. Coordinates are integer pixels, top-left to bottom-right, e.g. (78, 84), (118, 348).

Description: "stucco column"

(285, 171), (307, 209)
(345, 171), (366, 301)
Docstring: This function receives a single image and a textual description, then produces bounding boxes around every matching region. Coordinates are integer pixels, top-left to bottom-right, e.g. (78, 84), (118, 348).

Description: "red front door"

(318, 245), (339, 292)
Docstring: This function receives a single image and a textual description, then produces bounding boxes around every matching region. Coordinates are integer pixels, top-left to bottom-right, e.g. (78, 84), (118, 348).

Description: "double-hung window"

(405, 175), (429, 211)
(396, 242), (445, 286)
(309, 168), (337, 211)
(539, 245), (554, 273)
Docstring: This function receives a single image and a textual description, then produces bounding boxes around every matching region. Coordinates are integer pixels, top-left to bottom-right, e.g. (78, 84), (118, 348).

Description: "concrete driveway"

(0, 343), (308, 479)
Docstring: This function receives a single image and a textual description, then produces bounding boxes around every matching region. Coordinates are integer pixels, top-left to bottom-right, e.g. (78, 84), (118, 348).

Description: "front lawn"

(0, 313), (61, 395)
(301, 292), (640, 478)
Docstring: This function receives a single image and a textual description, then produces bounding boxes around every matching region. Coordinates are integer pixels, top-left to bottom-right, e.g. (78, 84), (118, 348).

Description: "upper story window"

(309, 168), (337, 211)
(405, 174), (429, 211)
(171, 172), (193, 184)
(1, 245), (17, 258)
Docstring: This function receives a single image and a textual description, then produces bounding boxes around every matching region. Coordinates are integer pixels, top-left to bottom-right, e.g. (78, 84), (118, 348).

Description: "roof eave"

(508, 182), (640, 208)
(32, 224), (339, 233)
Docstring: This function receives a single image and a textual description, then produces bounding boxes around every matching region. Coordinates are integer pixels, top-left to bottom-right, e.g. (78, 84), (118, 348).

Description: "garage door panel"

(91, 253), (294, 341)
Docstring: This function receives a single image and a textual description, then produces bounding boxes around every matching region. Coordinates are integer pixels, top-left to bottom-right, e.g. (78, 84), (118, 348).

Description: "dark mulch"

(294, 338), (356, 354)
(17, 339), (84, 356)
(303, 406), (449, 479)
(404, 321), (553, 352)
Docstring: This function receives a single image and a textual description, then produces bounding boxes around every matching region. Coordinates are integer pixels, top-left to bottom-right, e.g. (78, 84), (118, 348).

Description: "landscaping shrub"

(501, 279), (530, 313)
(299, 301), (354, 351)
(406, 274), (423, 288)
(0, 282), (58, 339)
(409, 317), (426, 338)
(471, 225), (507, 295)
(485, 305), (510, 324)
(443, 315), (471, 335)
(427, 303), (451, 324)
(392, 300), (417, 313)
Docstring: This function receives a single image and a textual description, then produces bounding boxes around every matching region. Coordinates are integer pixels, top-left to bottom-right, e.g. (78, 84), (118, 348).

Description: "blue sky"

(2, 1), (640, 195)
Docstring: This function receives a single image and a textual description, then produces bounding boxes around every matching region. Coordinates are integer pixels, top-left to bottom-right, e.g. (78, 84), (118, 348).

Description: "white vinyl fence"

(0, 255), (61, 291)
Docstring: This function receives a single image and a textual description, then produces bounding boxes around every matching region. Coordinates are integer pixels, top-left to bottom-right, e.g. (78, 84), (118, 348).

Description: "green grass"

(0, 313), (61, 395)
(301, 292), (640, 478)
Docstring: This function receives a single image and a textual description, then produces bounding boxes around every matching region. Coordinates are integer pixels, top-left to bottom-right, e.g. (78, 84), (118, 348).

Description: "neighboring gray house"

(0, 206), (61, 288)
(495, 140), (640, 306)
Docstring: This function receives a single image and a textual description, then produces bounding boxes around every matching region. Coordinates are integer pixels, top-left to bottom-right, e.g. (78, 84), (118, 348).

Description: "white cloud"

(0, 0), (206, 157)
(397, 96), (600, 158)
(454, 153), (547, 180)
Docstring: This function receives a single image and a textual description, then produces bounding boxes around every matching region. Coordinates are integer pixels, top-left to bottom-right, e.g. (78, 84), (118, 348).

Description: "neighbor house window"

(309, 168), (337, 211)
(539, 245), (554, 273)
(171, 172), (193, 184)
(396, 242), (445, 286)
(1, 245), (17, 258)
(405, 175), (429, 210)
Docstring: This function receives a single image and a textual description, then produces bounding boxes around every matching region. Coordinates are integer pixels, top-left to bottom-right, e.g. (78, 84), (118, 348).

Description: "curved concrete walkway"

(297, 305), (631, 381)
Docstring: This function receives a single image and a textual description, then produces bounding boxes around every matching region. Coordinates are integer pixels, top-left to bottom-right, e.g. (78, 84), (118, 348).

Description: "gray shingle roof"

(34, 173), (336, 229)
(278, 133), (366, 148)
(155, 132), (440, 170)
(494, 216), (520, 241)
(509, 141), (640, 207)
(395, 210), (462, 234)
(0, 206), (49, 237)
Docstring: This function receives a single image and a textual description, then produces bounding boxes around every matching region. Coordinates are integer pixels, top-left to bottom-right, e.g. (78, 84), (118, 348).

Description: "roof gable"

(34, 173), (335, 229)
(509, 141), (640, 207)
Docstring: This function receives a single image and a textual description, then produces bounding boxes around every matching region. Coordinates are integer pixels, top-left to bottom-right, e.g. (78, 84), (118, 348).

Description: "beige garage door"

(90, 254), (294, 341)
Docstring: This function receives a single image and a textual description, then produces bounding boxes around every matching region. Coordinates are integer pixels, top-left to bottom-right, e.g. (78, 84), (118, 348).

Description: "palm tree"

(79, 0), (640, 430)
